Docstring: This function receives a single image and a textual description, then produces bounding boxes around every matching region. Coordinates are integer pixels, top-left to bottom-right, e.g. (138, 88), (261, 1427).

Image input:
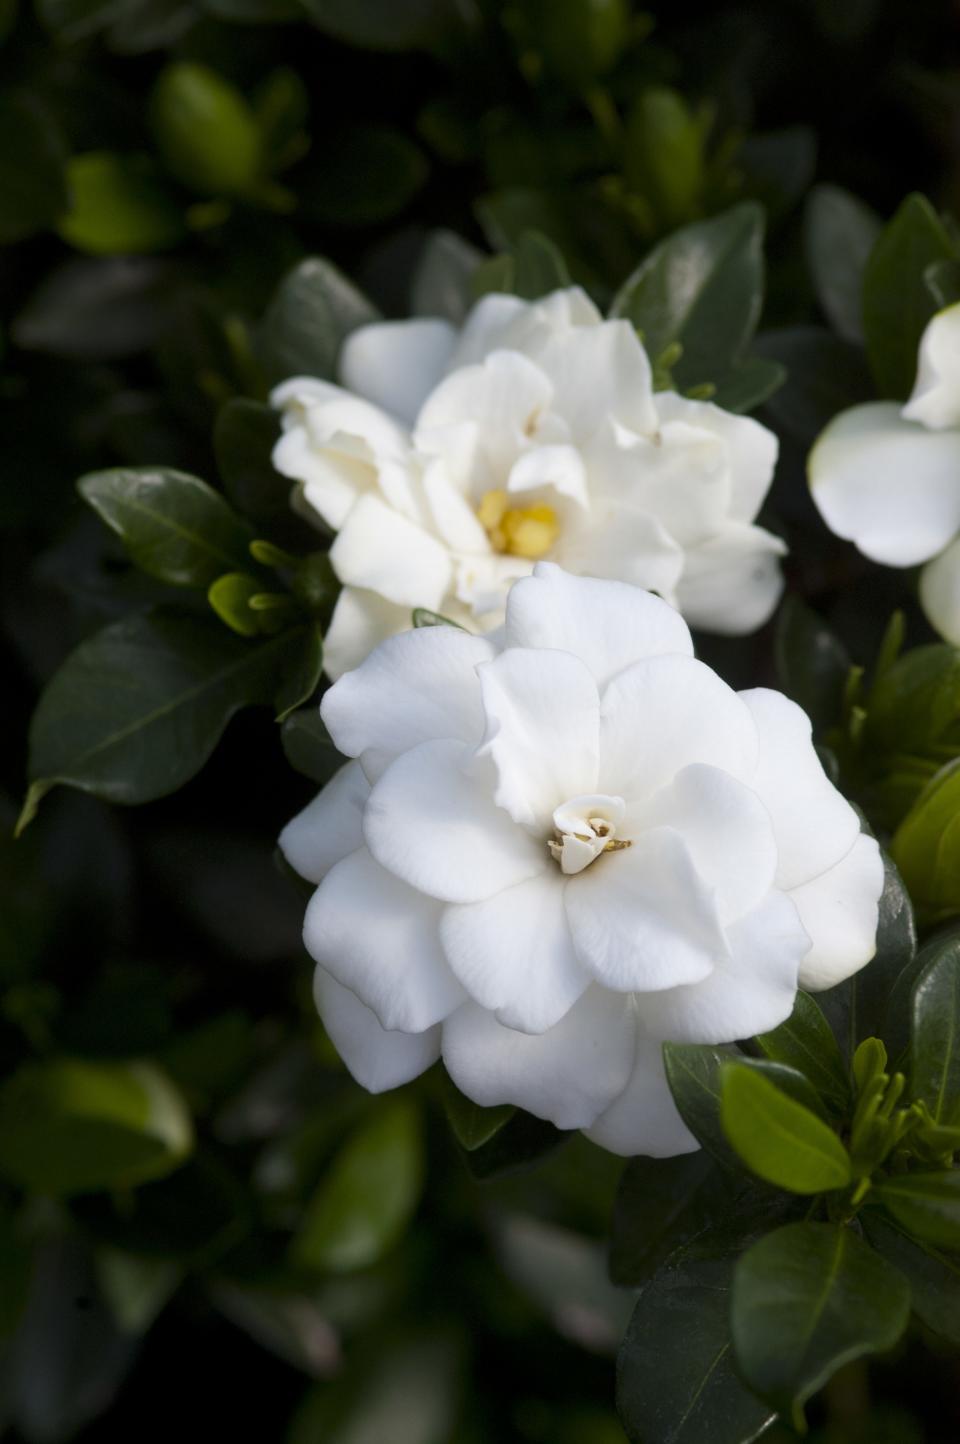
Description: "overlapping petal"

(314, 966), (440, 1093)
(279, 760), (369, 884)
(919, 534), (960, 645)
(790, 833), (883, 990)
(339, 317), (457, 425)
(584, 1017), (699, 1158)
(901, 303), (960, 431)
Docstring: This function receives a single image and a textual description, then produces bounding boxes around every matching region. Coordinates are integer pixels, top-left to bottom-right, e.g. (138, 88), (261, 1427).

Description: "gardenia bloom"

(809, 303), (960, 643)
(280, 565), (883, 1157)
(272, 287), (786, 677)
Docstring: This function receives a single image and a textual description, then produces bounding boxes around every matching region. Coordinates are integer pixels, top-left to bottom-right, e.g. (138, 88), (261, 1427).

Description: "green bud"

(150, 63), (262, 198)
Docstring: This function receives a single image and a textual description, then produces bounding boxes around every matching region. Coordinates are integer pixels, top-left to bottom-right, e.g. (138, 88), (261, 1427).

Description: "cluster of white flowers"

(280, 566), (883, 1158)
(272, 287), (786, 677)
(810, 302), (960, 643)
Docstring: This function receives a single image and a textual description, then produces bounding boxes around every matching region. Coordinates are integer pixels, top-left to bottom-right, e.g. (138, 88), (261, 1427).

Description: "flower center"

(547, 794), (631, 876)
(477, 488), (560, 560)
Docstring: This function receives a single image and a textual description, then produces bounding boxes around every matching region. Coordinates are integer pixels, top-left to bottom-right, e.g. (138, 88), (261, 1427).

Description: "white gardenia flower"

(280, 565), (883, 1158)
(272, 286), (786, 678)
(809, 302), (960, 644)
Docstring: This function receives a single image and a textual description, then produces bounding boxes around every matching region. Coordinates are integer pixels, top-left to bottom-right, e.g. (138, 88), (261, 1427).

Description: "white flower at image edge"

(810, 302), (960, 644)
(271, 286), (787, 678)
(279, 566), (883, 1157)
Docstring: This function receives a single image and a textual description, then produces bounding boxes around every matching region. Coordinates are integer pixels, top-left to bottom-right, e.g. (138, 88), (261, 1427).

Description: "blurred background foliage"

(4, 0), (960, 1440)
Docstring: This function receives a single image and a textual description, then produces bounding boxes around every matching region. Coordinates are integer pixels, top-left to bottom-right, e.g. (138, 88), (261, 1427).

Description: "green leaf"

(873, 1172), (960, 1251)
(862, 193), (958, 398)
(412, 607), (465, 629)
(863, 1211), (960, 1345)
(662, 1042), (742, 1168)
(804, 184), (881, 343)
(463, 1108), (567, 1180)
(298, 0), (457, 50)
(293, 1098), (423, 1272)
(411, 229), (482, 324)
(208, 572), (264, 637)
(305, 126), (427, 227)
(280, 708), (343, 784)
(611, 202), (766, 391)
(150, 63), (263, 197)
(58, 152), (185, 256)
(96, 1250), (181, 1335)
(510, 229), (571, 300)
(439, 1069), (515, 1152)
(732, 1222), (910, 1423)
(721, 1064), (851, 1194)
(617, 1252), (776, 1444)
(734, 1057), (830, 1120)
(756, 991), (850, 1117)
(893, 761), (960, 920)
(20, 611), (309, 827)
(274, 623), (324, 721)
(755, 326), (874, 441)
(79, 467), (253, 588)
(257, 255), (378, 385)
(12, 256), (169, 361)
(611, 1151), (742, 1285)
(910, 931), (960, 1125)
(0, 92), (68, 244)
(213, 398), (288, 521)
(864, 643), (960, 753)
(35, 0), (127, 40)
(774, 595), (850, 733)
(0, 1059), (192, 1195)
(624, 87), (704, 233)
(708, 356), (786, 415)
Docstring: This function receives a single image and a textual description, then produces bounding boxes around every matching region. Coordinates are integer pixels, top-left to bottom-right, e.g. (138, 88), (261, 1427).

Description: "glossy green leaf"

(213, 398), (288, 520)
(274, 622), (324, 720)
(756, 991), (850, 1117)
(865, 643), (960, 754)
(257, 255), (378, 385)
(662, 1042), (742, 1168)
(12, 256), (169, 361)
(306, 126), (428, 226)
(150, 63), (263, 197)
(293, 1098), (423, 1272)
(0, 1059), (192, 1195)
(299, 0), (456, 50)
(0, 92), (68, 244)
(624, 87), (704, 233)
(873, 1172), (960, 1250)
(20, 611), (308, 829)
(411, 229), (482, 323)
(79, 467), (252, 588)
(864, 1212), (960, 1345)
(732, 1223), (910, 1422)
(463, 1108), (567, 1180)
(58, 152), (185, 256)
(804, 184), (881, 342)
(611, 202), (766, 391)
(618, 1252), (776, 1444)
(774, 595), (850, 733)
(708, 356), (786, 415)
(440, 1069), (515, 1152)
(862, 193), (958, 398)
(734, 1056), (830, 1119)
(893, 761), (960, 920)
(910, 931), (960, 1125)
(281, 708), (343, 784)
(757, 326), (874, 441)
(721, 1064), (851, 1194)
(511, 229), (571, 300)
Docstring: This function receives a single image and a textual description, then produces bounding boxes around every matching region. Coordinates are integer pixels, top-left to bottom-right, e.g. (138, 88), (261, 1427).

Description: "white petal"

(902, 303), (960, 430)
(676, 524), (786, 635)
(507, 444), (589, 510)
(440, 871), (591, 1033)
(322, 624), (495, 780)
(557, 508), (684, 600)
(314, 966), (440, 1093)
(640, 889), (808, 1044)
(330, 493), (453, 612)
(583, 419), (730, 548)
(790, 833), (883, 990)
(739, 688), (860, 890)
(322, 587), (413, 681)
(415, 350), (554, 488)
(584, 1019), (698, 1157)
(504, 562), (693, 688)
(644, 763), (778, 924)
(441, 984), (635, 1130)
(809, 402), (960, 565)
(273, 427), (366, 531)
(364, 738), (548, 903)
(599, 655), (759, 804)
(304, 847), (465, 1031)
(339, 318), (458, 425)
(476, 647), (600, 831)
(532, 319), (658, 437)
(422, 463), (490, 552)
(920, 535), (960, 645)
(654, 392), (779, 523)
(448, 292), (530, 368)
(278, 760), (368, 884)
(564, 828), (723, 993)
(454, 550), (533, 623)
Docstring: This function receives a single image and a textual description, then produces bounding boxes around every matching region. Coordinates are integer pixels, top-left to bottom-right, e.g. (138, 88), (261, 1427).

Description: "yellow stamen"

(477, 490), (560, 560)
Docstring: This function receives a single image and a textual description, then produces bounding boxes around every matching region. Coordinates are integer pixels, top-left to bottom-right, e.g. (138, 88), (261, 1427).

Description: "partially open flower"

(272, 287), (785, 677)
(809, 302), (960, 644)
(280, 565), (882, 1157)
